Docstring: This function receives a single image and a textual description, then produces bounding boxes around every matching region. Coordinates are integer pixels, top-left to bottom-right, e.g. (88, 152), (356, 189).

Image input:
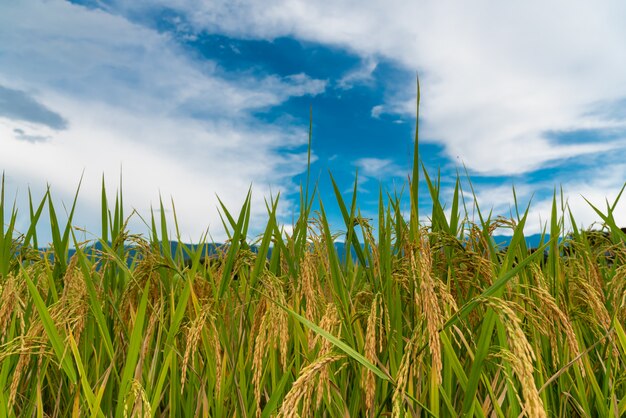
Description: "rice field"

(1, 100), (626, 417)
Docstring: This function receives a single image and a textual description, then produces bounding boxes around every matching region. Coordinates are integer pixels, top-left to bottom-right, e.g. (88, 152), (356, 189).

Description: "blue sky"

(2, 0), (626, 244)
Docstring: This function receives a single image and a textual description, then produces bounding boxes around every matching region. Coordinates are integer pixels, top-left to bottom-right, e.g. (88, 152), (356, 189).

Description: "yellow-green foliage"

(1, 171), (625, 418)
(1, 91), (626, 416)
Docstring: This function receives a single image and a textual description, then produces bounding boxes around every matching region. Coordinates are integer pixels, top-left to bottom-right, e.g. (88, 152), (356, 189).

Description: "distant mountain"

(491, 233), (548, 249)
(49, 233), (549, 266)
(64, 241), (225, 263)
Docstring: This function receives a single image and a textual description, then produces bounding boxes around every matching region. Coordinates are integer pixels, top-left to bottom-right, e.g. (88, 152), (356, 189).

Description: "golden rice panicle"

(6, 270), (50, 410)
(278, 354), (344, 418)
(361, 294), (381, 413)
(608, 265), (626, 323)
(9, 261), (91, 410)
(252, 305), (272, 418)
(485, 298), (546, 418)
(412, 234), (443, 385)
(248, 296), (267, 358)
(181, 302), (212, 392)
(359, 216), (380, 275)
(274, 281), (290, 369)
(0, 271), (23, 341)
(499, 349), (546, 418)
(449, 247), (492, 303)
(526, 283), (581, 369)
(115, 250), (158, 345)
(306, 216), (331, 274)
(433, 276), (458, 317)
(140, 300), (161, 366)
(7, 345), (29, 409)
(58, 259), (89, 344)
(6, 335), (46, 410)
(379, 296), (389, 353)
(123, 379), (152, 418)
(572, 275), (611, 331)
(252, 274), (290, 417)
(311, 303), (341, 355)
(571, 275), (620, 358)
(313, 303), (341, 408)
(212, 328), (223, 398)
(300, 251), (323, 322)
(392, 326), (425, 418)
(587, 253), (605, 296)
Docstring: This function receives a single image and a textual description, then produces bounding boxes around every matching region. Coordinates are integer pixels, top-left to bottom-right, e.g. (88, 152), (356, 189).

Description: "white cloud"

(449, 163), (626, 235)
(337, 56), (378, 90)
(523, 164), (626, 234)
(0, 0), (326, 245)
(124, 0), (626, 174)
(118, 0), (626, 230)
(370, 105), (384, 119)
(341, 158), (406, 195)
(354, 157), (404, 178)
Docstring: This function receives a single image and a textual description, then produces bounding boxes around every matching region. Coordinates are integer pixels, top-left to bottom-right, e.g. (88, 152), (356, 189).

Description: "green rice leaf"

(24, 272), (77, 384)
(269, 295), (390, 382)
(115, 281), (150, 418)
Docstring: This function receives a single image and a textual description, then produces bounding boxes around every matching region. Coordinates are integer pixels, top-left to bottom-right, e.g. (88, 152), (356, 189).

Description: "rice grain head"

(278, 354), (344, 418)
(412, 235), (443, 385)
(608, 265), (626, 323)
(314, 303), (342, 408)
(181, 302), (212, 392)
(521, 283), (581, 371)
(124, 379), (152, 418)
(392, 325), (425, 418)
(573, 276), (611, 331)
(0, 271), (21, 341)
(484, 298), (546, 418)
(300, 251), (323, 322)
(252, 274), (290, 417)
(362, 294), (380, 413)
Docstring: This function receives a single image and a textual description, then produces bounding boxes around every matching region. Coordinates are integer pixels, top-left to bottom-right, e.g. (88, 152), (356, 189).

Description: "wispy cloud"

(0, 85), (67, 130)
(337, 56), (377, 90)
(131, 0), (626, 172)
(12, 128), (50, 143)
(354, 157), (404, 178)
(120, 0), (626, 229)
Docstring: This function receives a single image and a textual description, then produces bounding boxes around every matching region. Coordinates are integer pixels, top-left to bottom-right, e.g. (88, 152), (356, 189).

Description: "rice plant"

(1, 92), (625, 417)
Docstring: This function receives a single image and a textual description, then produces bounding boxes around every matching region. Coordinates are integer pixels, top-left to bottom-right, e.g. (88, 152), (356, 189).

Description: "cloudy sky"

(2, 0), (626, 245)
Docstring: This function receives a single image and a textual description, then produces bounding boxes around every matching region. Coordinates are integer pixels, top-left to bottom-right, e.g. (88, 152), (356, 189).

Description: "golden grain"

(484, 297), (546, 418)
(278, 354), (344, 418)
(362, 294), (380, 413)
(413, 234), (443, 385)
